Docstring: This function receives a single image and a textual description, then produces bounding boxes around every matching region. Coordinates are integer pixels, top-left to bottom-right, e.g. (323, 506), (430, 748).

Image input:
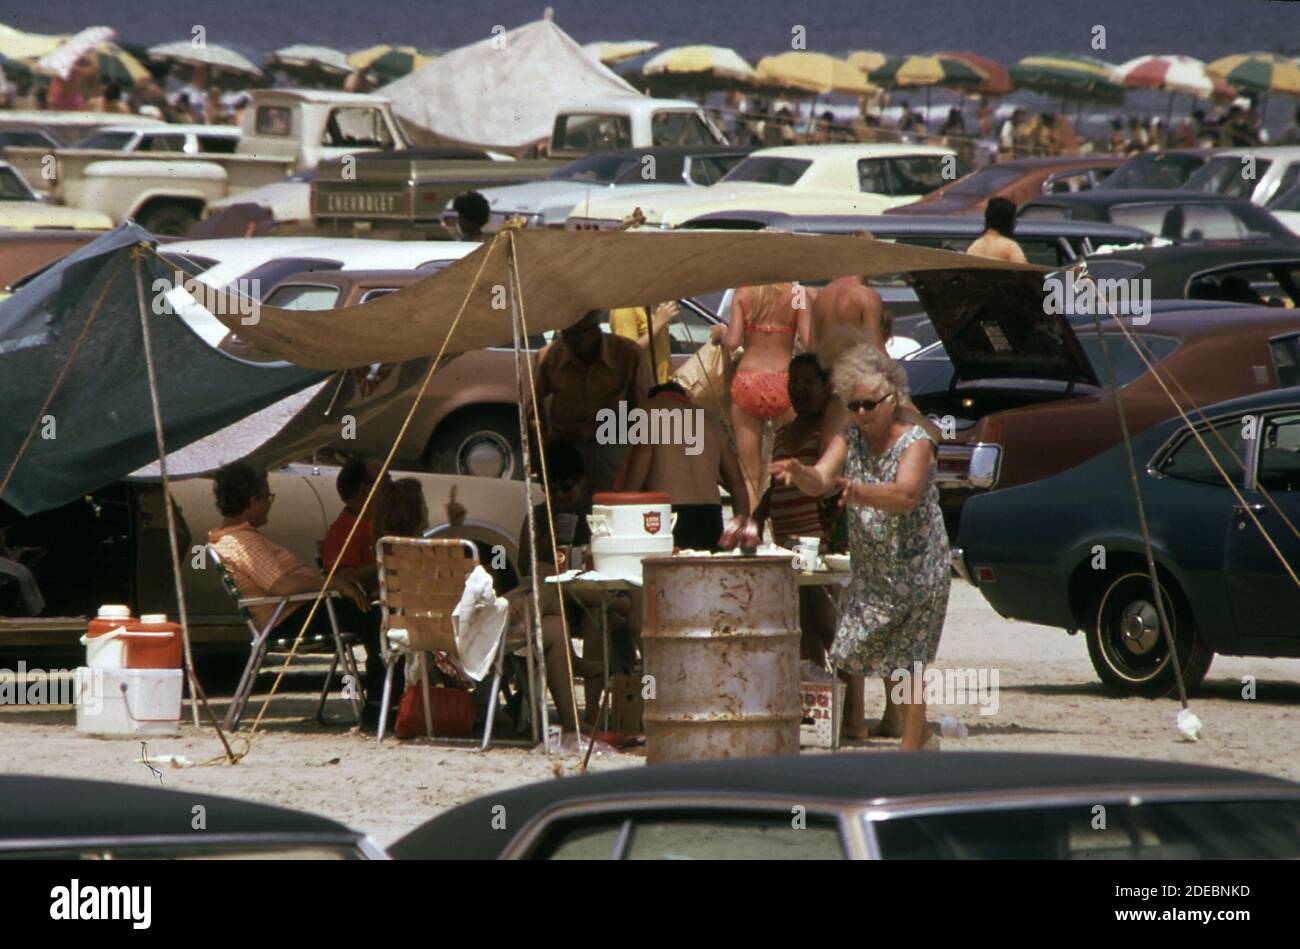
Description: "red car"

(886, 155), (1125, 217)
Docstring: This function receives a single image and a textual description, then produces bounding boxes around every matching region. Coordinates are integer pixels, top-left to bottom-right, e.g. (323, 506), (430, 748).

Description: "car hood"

(0, 202), (114, 230)
(887, 194), (982, 216)
(910, 268), (1099, 387)
(578, 182), (800, 224)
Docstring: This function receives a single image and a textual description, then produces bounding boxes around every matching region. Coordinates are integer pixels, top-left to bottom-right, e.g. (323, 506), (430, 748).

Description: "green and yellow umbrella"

(96, 43), (151, 87)
(755, 51), (876, 96)
(1009, 53), (1125, 104)
(0, 23), (63, 61)
(1208, 53), (1300, 97)
(877, 53), (987, 91)
(347, 45), (434, 83)
(847, 50), (901, 78)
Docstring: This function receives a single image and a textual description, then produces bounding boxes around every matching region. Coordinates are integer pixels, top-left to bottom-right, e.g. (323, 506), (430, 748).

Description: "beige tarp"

(378, 18), (638, 150)
(209, 228), (1046, 371)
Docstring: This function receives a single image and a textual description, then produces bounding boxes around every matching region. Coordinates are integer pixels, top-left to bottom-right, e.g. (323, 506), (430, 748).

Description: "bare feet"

(869, 717), (903, 738)
(841, 719), (872, 741)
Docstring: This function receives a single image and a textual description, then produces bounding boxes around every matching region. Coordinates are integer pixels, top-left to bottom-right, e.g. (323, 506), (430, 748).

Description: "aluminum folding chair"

(207, 545), (365, 730)
(374, 536), (522, 749)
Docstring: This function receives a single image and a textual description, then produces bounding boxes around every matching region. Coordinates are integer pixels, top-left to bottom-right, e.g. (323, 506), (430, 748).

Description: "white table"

(544, 572), (637, 730)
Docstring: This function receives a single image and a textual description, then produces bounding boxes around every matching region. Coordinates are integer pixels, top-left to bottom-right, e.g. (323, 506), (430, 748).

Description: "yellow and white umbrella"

(1208, 52), (1300, 97)
(347, 45), (434, 83)
(847, 50), (900, 77)
(755, 51), (876, 96)
(0, 23), (63, 62)
(644, 45), (756, 83)
(583, 40), (658, 66)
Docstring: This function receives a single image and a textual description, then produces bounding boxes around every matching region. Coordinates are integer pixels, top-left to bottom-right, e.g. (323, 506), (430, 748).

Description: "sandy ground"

(2, 580), (1298, 849)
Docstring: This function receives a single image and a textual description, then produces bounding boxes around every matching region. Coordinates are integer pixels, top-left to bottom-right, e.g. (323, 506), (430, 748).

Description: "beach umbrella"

(0, 23), (63, 61)
(0, 52), (33, 80)
(347, 45), (434, 83)
(267, 44), (352, 87)
(1009, 54), (1125, 104)
(755, 51), (876, 96)
(35, 25), (114, 80)
(148, 39), (264, 79)
(642, 45), (756, 86)
(847, 50), (901, 79)
(890, 53), (987, 91)
(95, 43), (151, 88)
(1118, 54), (1235, 102)
(1207, 52), (1300, 97)
(583, 40), (658, 66)
(937, 51), (1011, 95)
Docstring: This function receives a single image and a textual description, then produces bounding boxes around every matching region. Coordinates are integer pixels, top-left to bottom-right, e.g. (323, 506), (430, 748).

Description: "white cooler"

(76, 667), (183, 738)
(588, 492), (676, 582)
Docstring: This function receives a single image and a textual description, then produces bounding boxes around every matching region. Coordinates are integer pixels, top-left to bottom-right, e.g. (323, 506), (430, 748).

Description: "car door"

(1222, 407), (1300, 639)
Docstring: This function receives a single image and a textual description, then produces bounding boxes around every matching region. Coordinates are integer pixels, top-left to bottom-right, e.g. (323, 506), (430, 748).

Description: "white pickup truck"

(3, 90), (412, 235)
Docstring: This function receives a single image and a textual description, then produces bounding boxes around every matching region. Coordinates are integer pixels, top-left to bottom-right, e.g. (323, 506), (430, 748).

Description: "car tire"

(138, 202), (200, 237)
(1085, 571), (1213, 698)
(427, 409), (522, 480)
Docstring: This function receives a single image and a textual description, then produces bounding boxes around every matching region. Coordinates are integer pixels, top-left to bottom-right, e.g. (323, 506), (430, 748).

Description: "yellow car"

(0, 161), (113, 232)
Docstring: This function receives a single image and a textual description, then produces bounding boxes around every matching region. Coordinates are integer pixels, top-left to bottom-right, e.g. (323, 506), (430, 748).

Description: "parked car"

(902, 267), (1295, 534)
(885, 155), (1124, 216)
(1096, 148), (1213, 191)
(0, 111), (165, 159)
(567, 143), (967, 230)
(0, 125), (64, 153)
(956, 385), (1300, 695)
(442, 145), (751, 233)
(1018, 190), (1293, 241)
(389, 752), (1300, 859)
(1084, 240), (1300, 305)
(69, 124), (242, 155)
(0, 775), (386, 859)
(1180, 145), (1300, 206)
(0, 229), (98, 297)
(0, 160), (113, 231)
(1263, 177), (1300, 235)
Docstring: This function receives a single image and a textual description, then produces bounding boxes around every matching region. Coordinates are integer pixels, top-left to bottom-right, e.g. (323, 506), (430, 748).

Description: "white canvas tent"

(378, 16), (638, 150)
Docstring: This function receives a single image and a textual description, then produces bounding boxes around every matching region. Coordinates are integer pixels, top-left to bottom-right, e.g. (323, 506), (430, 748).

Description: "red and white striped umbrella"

(36, 25), (115, 80)
(1118, 54), (1235, 101)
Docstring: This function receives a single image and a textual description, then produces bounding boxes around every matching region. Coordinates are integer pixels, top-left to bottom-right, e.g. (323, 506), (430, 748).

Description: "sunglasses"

(846, 394), (893, 413)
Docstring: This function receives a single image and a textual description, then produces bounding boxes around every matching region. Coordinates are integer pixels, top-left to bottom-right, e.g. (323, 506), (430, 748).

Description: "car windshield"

(945, 166), (1025, 197)
(1102, 153), (1205, 190)
(720, 156), (812, 185)
(74, 130), (137, 150)
(1183, 155), (1272, 198)
(550, 153), (642, 184)
(0, 166), (35, 201)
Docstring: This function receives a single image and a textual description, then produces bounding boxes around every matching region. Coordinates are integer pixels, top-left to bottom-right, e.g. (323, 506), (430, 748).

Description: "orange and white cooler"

(76, 606), (182, 738)
(587, 492), (676, 582)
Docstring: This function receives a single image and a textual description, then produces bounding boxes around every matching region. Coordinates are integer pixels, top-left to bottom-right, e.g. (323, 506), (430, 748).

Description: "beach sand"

(1, 580), (1297, 850)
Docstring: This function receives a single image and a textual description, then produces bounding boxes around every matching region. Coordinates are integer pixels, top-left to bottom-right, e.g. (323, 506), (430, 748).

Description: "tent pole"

(505, 244), (551, 749)
(131, 247), (234, 755)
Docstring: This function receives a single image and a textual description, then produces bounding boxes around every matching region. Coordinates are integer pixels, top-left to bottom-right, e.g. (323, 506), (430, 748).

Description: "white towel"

(452, 565), (508, 682)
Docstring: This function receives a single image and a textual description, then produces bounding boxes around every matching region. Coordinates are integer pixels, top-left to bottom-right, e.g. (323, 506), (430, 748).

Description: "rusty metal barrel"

(640, 556), (800, 764)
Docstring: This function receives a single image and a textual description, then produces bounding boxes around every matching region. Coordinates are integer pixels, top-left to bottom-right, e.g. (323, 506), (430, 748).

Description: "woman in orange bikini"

(711, 282), (811, 513)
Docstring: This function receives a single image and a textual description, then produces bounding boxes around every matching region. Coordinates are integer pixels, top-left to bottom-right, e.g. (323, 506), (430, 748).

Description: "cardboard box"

(800, 680), (838, 748)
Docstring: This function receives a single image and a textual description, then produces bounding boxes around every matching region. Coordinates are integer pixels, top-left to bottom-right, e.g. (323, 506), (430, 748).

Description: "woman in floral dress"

(771, 333), (949, 751)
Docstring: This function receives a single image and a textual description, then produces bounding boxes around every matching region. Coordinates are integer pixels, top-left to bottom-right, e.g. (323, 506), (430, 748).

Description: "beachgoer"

(610, 301), (676, 385)
(452, 190), (490, 241)
(534, 309), (654, 494)
(320, 458), (388, 591)
(810, 232), (889, 357)
(967, 196), (1027, 264)
(771, 338), (949, 750)
(997, 108), (1025, 160)
(710, 282), (811, 512)
(621, 381), (750, 551)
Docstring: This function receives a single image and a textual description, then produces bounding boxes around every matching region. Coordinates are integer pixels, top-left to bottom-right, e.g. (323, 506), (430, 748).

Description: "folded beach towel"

(452, 565), (508, 682)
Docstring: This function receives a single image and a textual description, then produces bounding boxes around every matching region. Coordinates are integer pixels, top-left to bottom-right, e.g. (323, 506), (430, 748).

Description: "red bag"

(395, 684), (475, 739)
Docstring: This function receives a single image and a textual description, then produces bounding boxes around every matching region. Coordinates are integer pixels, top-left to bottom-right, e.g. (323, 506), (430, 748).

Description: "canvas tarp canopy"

(207, 227), (1046, 371)
(378, 17), (638, 149)
(0, 224), (326, 515)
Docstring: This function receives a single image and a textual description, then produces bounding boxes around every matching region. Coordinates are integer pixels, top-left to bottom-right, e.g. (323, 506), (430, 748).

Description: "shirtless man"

(966, 197), (1028, 264)
(810, 231), (890, 358)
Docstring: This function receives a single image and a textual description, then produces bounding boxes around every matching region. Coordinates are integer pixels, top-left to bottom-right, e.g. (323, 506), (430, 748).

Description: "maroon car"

(886, 155), (1125, 217)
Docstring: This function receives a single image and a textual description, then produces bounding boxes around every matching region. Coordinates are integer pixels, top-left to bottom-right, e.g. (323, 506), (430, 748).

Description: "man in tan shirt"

(534, 309), (654, 493)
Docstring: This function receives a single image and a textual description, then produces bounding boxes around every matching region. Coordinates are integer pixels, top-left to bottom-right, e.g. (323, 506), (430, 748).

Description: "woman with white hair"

(771, 331), (949, 750)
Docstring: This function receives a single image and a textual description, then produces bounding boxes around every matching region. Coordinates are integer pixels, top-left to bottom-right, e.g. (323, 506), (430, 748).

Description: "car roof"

(753, 143), (954, 159)
(581, 145), (751, 160)
(1079, 302), (1299, 337)
(0, 775), (356, 843)
(989, 155), (1125, 171)
(390, 751), (1293, 858)
(252, 89), (392, 107)
(1027, 189), (1261, 207)
(90, 124), (241, 136)
(679, 210), (1150, 240)
(1087, 239), (1300, 269)
(1205, 145), (1300, 159)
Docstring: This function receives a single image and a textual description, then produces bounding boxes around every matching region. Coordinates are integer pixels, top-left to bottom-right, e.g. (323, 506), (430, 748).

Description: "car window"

(858, 158), (889, 193)
(263, 284), (341, 310)
(255, 106), (292, 136)
(1102, 153), (1204, 190)
(1188, 264), (1298, 306)
(723, 156), (812, 185)
(1183, 155), (1271, 197)
(235, 258), (342, 297)
(1262, 161), (1300, 204)
(1045, 171), (1093, 194)
(358, 287), (398, 304)
(1258, 412), (1300, 492)
(0, 166), (35, 201)
(687, 155), (743, 186)
(75, 129), (137, 150)
(555, 153), (640, 184)
(0, 129), (59, 148)
(669, 301), (717, 353)
(323, 108), (393, 149)
(887, 156), (957, 197)
(1018, 203), (1070, 221)
(1271, 334), (1300, 388)
(143, 134), (188, 152)
(651, 111), (714, 147)
(553, 114), (632, 151)
(1108, 202), (1251, 240)
(1077, 334), (1178, 386)
(1158, 415), (1248, 487)
(198, 134), (239, 154)
(872, 799), (1300, 859)
(532, 811), (844, 859)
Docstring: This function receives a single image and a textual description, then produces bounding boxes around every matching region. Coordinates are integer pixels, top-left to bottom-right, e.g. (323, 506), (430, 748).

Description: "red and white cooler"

(587, 492), (676, 582)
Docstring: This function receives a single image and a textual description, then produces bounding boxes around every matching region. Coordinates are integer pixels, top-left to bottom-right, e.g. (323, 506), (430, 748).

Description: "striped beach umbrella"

(0, 23), (63, 61)
(583, 40), (658, 66)
(347, 45), (434, 83)
(95, 43), (151, 87)
(1118, 54), (1235, 101)
(755, 51), (876, 96)
(938, 51), (1011, 95)
(1208, 52), (1300, 97)
(1010, 54), (1125, 104)
(36, 25), (114, 81)
(268, 44), (351, 87)
(890, 53), (987, 91)
(148, 40), (263, 78)
(847, 50), (901, 78)
(643, 45), (756, 83)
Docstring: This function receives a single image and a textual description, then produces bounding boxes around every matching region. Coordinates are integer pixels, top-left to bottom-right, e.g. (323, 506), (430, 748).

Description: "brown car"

(903, 269), (1297, 534)
(0, 230), (98, 293)
(885, 155), (1125, 217)
(239, 269), (722, 478)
